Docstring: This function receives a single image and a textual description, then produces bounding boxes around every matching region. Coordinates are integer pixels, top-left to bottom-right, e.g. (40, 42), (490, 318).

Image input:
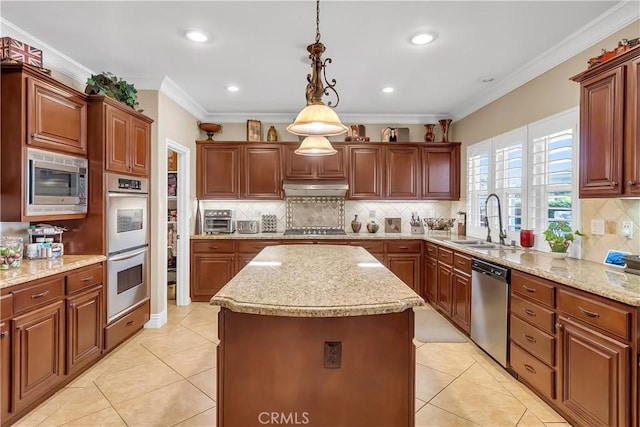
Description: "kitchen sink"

(445, 240), (505, 250)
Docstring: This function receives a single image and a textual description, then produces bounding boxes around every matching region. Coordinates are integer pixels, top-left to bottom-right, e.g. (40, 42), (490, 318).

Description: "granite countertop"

(210, 245), (425, 317)
(194, 231), (640, 307)
(0, 255), (107, 289)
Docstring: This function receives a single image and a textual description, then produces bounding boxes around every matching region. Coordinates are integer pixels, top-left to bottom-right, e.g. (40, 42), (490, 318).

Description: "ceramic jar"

(367, 220), (379, 233)
(424, 124), (435, 143)
(351, 215), (362, 233)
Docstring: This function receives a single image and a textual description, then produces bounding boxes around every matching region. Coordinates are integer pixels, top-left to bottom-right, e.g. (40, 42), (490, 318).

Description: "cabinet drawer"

(510, 342), (555, 400)
(13, 277), (64, 314)
(386, 241), (421, 253)
(511, 270), (555, 308)
(237, 241), (279, 254)
(511, 294), (555, 334)
(192, 240), (235, 253)
(510, 315), (555, 366)
(437, 247), (453, 264)
(453, 253), (471, 272)
(350, 241), (384, 254)
(66, 263), (103, 294)
(425, 242), (437, 258)
(104, 299), (149, 351)
(558, 290), (631, 340)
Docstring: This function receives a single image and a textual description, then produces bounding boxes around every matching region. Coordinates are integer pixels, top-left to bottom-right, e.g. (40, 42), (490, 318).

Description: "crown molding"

(1, 18), (94, 84)
(450, 1), (640, 121)
(203, 112), (446, 124)
(159, 76), (209, 122)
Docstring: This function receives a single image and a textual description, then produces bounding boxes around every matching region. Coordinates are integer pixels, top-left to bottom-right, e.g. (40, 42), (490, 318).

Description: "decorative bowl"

(198, 122), (222, 140)
(423, 218), (456, 231)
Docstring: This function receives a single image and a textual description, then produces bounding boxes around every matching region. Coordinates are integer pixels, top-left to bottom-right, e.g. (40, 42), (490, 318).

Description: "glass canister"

(520, 229), (535, 249)
(0, 236), (23, 269)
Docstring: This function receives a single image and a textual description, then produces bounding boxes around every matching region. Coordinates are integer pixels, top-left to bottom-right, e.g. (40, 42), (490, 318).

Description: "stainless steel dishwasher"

(470, 258), (511, 367)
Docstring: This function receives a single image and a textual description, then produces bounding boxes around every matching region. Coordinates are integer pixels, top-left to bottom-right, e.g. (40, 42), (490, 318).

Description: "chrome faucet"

(484, 193), (507, 245)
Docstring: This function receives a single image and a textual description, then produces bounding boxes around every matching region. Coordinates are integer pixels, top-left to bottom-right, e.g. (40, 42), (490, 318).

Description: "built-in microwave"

(26, 148), (88, 216)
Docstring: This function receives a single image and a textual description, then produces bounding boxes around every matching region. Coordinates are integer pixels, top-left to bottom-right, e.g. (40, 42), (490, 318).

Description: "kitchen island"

(210, 244), (424, 427)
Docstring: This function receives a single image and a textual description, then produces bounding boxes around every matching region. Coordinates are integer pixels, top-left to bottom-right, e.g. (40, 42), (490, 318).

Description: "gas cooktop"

(283, 228), (347, 236)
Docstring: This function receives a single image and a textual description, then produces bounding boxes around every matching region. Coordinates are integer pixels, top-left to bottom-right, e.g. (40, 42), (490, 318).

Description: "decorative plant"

(543, 221), (583, 252)
(85, 72), (138, 108)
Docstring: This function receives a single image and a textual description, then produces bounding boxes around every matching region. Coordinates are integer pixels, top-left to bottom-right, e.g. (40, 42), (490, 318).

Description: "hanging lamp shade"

(287, 103), (348, 137)
(294, 135), (337, 156)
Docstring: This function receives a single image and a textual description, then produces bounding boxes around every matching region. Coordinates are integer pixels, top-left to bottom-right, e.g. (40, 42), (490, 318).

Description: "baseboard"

(144, 309), (168, 329)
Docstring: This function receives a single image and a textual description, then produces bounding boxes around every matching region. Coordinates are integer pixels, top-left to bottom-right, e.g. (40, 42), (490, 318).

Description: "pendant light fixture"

(288, 0), (347, 156)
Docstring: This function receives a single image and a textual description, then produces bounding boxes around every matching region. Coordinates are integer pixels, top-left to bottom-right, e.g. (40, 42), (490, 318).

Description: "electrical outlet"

(591, 219), (605, 235)
(324, 341), (341, 368)
(622, 221), (633, 238)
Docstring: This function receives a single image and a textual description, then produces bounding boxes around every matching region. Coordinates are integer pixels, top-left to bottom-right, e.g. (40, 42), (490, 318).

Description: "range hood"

(283, 180), (348, 197)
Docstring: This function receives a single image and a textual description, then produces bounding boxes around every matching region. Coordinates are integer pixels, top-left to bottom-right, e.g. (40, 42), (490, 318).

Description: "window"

(466, 108), (579, 253)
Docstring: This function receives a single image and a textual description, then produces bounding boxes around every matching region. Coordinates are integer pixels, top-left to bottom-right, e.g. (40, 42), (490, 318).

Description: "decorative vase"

(194, 200), (202, 235)
(351, 215), (362, 233)
(424, 124), (435, 143)
(439, 119), (452, 143)
(367, 220), (379, 233)
(267, 126), (278, 142)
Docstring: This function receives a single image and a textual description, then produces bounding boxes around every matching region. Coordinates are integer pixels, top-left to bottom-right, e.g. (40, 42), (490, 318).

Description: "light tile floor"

(11, 303), (569, 427)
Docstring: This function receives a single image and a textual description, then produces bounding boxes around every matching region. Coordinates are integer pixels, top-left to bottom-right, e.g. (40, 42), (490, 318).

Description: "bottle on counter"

(194, 199), (202, 235)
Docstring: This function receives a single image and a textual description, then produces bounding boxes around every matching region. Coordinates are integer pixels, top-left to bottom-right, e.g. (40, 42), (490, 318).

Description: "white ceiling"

(1, 1), (638, 123)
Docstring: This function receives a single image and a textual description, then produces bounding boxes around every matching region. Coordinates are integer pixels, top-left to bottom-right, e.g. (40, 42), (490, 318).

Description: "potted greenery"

(85, 72), (138, 109)
(543, 221), (582, 254)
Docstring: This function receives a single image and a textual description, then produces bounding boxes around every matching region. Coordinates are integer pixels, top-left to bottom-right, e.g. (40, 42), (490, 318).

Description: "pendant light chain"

(315, 0), (321, 43)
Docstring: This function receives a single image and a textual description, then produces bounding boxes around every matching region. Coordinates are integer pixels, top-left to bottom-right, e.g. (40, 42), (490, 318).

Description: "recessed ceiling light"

(185, 30), (208, 43)
(382, 87), (395, 93)
(226, 85), (239, 92)
(410, 32), (436, 46)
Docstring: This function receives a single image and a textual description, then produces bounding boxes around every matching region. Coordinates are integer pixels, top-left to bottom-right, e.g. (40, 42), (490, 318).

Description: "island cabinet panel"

(348, 146), (384, 199)
(241, 146), (282, 199)
(197, 143), (240, 199)
(284, 144), (347, 180)
(217, 308), (415, 426)
(385, 146), (420, 199)
(422, 144), (460, 200)
(11, 300), (65, 413)
(572, 47), (640, 197)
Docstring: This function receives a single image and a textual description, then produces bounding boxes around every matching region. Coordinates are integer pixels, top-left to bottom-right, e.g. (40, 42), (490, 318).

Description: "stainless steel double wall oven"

(106, 173), (149, 322)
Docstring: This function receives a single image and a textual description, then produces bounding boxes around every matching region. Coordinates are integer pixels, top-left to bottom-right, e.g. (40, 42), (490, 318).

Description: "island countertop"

(210, 244), (425, 317)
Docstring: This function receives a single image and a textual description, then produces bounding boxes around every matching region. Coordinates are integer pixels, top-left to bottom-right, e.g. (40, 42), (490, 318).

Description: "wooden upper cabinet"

(422, 144), (460, 200)
(572, 48), (640, 197)
(284, 144), (347, 180)
(105, 104), (130, 174)
(197, 143), (240, 199)
(242, 145), (282, 199)
(348, 146), (384, 199)
(385, 146), (420, 199)
(130, 116), (150, 175)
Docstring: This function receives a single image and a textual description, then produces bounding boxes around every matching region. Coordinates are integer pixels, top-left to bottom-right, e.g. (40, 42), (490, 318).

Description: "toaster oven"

(203, 209), (235, 234)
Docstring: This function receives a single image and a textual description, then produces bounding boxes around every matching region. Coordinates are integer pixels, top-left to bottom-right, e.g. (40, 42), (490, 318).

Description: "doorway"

(166, 140), (191, 307)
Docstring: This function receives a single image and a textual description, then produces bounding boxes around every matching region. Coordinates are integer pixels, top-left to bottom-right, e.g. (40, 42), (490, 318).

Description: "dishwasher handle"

(472, 258), (511, 284)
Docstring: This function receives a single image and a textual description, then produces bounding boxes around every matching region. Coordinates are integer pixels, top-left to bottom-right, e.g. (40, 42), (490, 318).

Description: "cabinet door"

(317, 145), (347, 179)
(422, 145), (460, 200)
(348, 146), (384, 199)
(386, 254), (421, 293)
(190, 254), (236, 302)
(236, 254), (255, 273)
(578, 67), (624, 197)
(424, 256), (437, 302)
(625, 56), (640, 196)
(284, 145), (315, 179)
(436, 262), (453, 314)
(197, 145), (240, 199)
(130, 116), (150, 176)
(12, 300), (65, 413)
(451, 271), (471, 333)
(558, 316), (631, 427)
(105, 104), (131, 174)
(1, 319), (10, 421)
(242, 146), (282, 199)
(67, 286), (103, 375)
(27, 77), (87, 155)
(385, 147), (420, 199)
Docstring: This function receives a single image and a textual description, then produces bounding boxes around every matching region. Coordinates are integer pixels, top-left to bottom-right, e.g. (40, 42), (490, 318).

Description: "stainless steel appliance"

(283, 180), (348, 197)
(470, 258), (511, 367)
(237, 220), (259, 234)
(26, 147), (88, 216)
(106, 173), (149, 322)
(203, 209), (235, 234)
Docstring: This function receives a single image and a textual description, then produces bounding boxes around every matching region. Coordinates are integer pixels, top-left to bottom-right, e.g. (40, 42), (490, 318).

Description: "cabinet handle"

(524, 309), (536, 317)
(555, 322), (563, 331)
(126, 321), (134, 327)
(628, 181), (637, 186)
(524, 334), (536, 344)
(578, 306), (600, 318)
(612, 181), (618, 187)
(523, 364), (536, 374)
(81, 276), (94, 282)
(15, 325), (23, 331)
(0, 331), (8, 338)
(522, 285), (536, 293)
(209, 246), (219, 250)
(31, 133), (38, 138)
(399, 246), (408, 250)
(31, 290), (50, 299)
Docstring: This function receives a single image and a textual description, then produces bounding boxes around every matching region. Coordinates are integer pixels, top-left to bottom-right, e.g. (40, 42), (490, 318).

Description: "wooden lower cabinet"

(66, 286), (103, 374)
(191, 253), (237, 302)
(386, 254), (421, 294)
(424, 256), (437, 302)
(1, 295), (13, 422)
(11, 300), (65, 413)
(436, 261), (453, 314)
(451, 270), (471, 333)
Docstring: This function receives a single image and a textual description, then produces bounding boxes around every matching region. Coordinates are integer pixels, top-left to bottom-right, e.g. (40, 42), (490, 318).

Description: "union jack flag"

(0, 37), (43, 67)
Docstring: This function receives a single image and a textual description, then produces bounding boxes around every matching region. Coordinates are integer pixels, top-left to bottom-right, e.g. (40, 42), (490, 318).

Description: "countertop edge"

(0, 255), (107, 289)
